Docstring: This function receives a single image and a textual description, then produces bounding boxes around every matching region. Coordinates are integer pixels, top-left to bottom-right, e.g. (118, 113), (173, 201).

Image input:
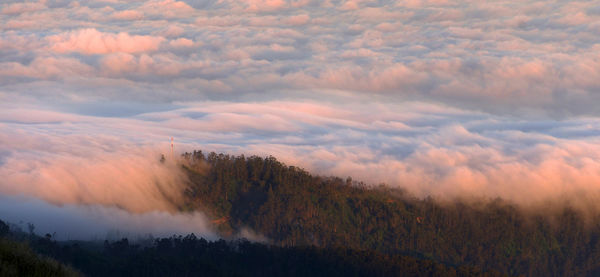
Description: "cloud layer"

(2, 100), (600, 209)
(1, 0), (599, 116)
(0, 195), (216, 240)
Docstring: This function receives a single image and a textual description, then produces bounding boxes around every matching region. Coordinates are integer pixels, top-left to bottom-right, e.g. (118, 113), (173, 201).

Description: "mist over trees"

(2, 150), (600, 276)
(0, 219), (498, 277)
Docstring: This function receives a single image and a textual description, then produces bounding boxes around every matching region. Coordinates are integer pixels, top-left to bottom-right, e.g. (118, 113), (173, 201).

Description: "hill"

(3, 150), (599, 276)
(181, 150), (600, 276)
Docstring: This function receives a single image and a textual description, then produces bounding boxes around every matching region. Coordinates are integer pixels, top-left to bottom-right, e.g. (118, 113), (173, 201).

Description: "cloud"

(139, 0), (195, 18)
(244, 0), (287, 12)
(0, 132), (187, 213)
(155, 24), (185, 37)
(99, 52), (189, 77)
(3, 101), (600, 212)
(0, 56), (95, 80)
(47, 28), (165, 54)
(0, 0), (597, 116)
(2, 0), (600, 224)
(0, 108), (80, 123)
(111, 9), (144, 20)
(1, 1), (46, 15)
(284, 14), (310, 25)
(0, 196), (216, 240)
(169, 37), (195, 48)
(0, 107), (228, 239)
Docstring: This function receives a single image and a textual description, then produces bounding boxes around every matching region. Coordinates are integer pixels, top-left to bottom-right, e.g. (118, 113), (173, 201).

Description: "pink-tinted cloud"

(169, 37), (195, 48)
(339, 0), (361, 11)
(0, 125), (186, 213)
(139, 0), (195, 18)
(289, 63), (427, 92)
(0, 0), (596, 116)
(99, 52), (188, 76)
(196, 15), (242, 27)
(0, 56), (95, 79)
(245, 0), (287, 12)
(284, 14), (310, 25)
(1, 1), (46, 15)
(0, 109), (79, 123)
(111, 9), (144, 20)
(48, 28), (165, 54)
(155, 25), (185, 37)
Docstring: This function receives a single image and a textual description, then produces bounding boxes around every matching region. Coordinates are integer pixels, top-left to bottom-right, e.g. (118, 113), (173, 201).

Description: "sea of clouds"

(1, 0), (600, 238)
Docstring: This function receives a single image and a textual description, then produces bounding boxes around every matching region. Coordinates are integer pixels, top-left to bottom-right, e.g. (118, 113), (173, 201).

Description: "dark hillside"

(181, 150), (600, 276)
(0, 220), (80, 277)
(1, 220), (498, 277)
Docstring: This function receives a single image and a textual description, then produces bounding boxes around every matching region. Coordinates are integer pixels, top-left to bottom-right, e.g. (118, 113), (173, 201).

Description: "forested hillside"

(181, 150), (600, 277)
(0, 219), (497, 277)
(3, 150), (599, 276)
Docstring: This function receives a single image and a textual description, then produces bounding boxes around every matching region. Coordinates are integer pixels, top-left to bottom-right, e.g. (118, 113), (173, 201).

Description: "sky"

(1, 0), (600, 238)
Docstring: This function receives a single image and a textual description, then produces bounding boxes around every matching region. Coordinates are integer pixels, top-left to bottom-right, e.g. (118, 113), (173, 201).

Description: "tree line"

(0, 219), (498, 277)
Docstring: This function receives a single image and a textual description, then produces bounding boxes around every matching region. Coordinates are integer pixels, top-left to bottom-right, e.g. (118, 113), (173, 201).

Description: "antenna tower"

(170, 137), (174, 159)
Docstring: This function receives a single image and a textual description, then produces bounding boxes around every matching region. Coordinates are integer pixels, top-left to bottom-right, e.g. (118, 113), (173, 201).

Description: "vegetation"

(1, 220), (497, 277)
(181, 150), (600, 276)
(0, 220), (80, 277)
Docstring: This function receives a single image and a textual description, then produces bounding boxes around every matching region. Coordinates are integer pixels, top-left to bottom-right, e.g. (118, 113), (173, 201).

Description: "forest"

(180, 150), (600, 276)
(0, 219), (498, 276)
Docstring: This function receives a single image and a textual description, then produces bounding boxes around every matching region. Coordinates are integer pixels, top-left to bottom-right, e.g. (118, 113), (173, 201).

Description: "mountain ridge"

(180, 150), (600, 276)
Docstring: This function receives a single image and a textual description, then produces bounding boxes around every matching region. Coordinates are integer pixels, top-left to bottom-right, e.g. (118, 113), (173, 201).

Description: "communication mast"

(170, 137), (174, 159)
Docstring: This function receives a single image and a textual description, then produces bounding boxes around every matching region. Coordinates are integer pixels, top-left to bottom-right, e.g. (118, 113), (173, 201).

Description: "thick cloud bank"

(2, 0), (599, 116)
(0, 118), (219, 239)
(0, 124), (186, 213)
(2, 101), (600, 209)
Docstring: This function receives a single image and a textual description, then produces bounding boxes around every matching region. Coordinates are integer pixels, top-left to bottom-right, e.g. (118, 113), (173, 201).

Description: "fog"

(0, 195), (216, 241)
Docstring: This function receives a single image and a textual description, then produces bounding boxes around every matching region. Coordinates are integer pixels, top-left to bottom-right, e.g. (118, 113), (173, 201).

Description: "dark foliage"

(0, 220), (9, 237)
(31, 234), (499, 277)
(181, 150), (600, 276)
(1, 218), (499, 277)
(0, 219), (80, 277)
